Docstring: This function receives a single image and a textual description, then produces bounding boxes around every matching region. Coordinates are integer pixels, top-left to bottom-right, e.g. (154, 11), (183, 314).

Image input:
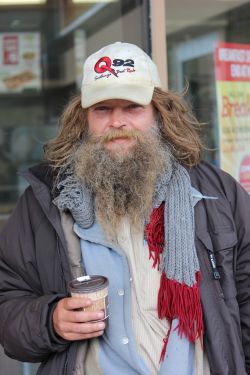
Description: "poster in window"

(215, 42), (250, 193)
(0, 32), (41, 93)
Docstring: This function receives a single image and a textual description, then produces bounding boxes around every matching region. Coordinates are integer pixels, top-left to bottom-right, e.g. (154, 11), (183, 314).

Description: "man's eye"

(128, 104), (143, 110)
(94, 106), (110, 112)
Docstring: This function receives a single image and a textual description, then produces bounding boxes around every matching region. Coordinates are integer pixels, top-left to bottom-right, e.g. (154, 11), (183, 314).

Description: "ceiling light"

(0, 0), (46, 5)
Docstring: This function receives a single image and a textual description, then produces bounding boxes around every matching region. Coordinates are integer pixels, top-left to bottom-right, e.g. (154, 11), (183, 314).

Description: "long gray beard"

(73, 130), (171, 240)
(53, 129), (200, 289)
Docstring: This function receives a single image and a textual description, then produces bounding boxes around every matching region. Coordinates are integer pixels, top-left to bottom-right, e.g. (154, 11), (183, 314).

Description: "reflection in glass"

(166, 0), (250, 170)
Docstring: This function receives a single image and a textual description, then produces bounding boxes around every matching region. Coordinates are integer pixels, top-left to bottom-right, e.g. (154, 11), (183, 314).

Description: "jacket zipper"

(208, 250), (221, 280)
(63, 353), (68, 375)
(64, 342), (78, 375)
(56, 235), (69, 291)
(205, 249), (224, 299)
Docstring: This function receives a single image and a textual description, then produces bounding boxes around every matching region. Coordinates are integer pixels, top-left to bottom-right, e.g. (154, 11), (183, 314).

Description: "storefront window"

(0, 0), (149, 226)
(0, 0), (149, 373)
(166, 0), (250, 191)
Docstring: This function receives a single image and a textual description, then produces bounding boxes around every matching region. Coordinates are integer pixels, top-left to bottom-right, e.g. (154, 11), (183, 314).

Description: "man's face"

(87, 99), (155, 154)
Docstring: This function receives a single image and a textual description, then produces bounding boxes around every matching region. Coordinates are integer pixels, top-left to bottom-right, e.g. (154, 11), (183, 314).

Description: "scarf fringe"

(146, 201), (204, 362)
(145, 203), (165, 270)
(158, 271), (204, 350)
(159, 323), (172, 363)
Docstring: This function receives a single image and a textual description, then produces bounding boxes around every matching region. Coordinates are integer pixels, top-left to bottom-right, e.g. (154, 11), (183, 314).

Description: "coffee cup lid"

(68, 275), (109, 293)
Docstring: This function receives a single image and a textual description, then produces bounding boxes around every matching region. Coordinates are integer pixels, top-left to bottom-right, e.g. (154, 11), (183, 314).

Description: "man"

(0, 42), (249, 375)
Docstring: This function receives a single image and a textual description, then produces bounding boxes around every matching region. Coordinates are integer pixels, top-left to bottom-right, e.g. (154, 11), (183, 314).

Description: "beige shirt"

(116, 217), (210, 375)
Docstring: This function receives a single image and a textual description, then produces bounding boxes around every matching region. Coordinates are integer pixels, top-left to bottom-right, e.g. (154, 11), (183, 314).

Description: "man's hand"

(53, 297), (106, 341)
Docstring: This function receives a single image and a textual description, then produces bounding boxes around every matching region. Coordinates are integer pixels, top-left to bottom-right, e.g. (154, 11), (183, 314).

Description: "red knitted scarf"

(145, 202), (204, 361)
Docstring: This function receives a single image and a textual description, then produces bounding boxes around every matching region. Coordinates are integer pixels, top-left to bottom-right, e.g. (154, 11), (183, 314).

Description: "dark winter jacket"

(0, 161), (250, 375)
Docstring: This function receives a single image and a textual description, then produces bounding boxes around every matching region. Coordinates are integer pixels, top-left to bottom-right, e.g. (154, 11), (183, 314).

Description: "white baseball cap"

(81, 41), (161, 108)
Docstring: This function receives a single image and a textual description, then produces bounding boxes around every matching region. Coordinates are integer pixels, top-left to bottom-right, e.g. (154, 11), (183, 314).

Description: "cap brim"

(81, 83), (154, 108)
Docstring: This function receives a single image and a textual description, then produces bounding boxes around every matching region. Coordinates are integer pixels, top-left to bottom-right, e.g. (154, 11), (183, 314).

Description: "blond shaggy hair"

(44, 88), (203, 171)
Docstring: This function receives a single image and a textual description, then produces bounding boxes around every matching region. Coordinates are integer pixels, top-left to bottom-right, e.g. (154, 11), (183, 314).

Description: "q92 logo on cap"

(94, 56), (135, 78)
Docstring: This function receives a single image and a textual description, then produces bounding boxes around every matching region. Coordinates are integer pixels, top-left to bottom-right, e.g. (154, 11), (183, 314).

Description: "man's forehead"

(89, 98), (151, 108)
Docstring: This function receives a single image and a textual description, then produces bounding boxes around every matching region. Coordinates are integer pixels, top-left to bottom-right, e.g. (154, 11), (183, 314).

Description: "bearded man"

(0, 42), (250, 375)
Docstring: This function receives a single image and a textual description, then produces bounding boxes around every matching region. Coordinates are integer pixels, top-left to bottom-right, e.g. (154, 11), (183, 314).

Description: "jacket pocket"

(198, 229), (238, 299)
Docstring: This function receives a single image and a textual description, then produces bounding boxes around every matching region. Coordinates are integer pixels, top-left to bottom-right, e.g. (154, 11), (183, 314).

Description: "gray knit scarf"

(53, 159), (199, 287)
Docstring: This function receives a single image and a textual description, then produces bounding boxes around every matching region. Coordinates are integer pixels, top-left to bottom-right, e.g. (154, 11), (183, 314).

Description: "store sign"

(0, 32), (41, 93)
(215, 42), (250, 193)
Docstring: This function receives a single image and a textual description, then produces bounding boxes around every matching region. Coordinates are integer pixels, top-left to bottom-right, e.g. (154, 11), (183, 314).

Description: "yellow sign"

(215, 42), (250, 193)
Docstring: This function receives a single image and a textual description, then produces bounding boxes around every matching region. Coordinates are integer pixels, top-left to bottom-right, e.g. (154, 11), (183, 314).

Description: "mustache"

(88, 129), (142, 144)
(87, 121), (160, 146)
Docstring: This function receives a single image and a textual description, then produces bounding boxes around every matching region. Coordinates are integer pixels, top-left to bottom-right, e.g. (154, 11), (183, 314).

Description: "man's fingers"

(53, 296), (106, 340)
(56, 297), (105, 323)
(69, 309), (105, 323)
(63, 321), (106, 335)
(61, 296), (92, 310)
(54, 318), (106, 341)
(63, 330), (105, 341)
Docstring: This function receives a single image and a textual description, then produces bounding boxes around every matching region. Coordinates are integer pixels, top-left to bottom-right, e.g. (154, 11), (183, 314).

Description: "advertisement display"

(0, 32), (41, 93)
(215, 42), (250, 193)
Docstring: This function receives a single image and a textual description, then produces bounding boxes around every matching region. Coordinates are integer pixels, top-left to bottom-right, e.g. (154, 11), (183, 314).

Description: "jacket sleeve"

(0, 188), (70, 363)
(228, 177), (250, 373)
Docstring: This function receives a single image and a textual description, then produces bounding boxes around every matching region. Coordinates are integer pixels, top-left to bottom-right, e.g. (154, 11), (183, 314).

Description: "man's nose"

(110, 109), (126, 128)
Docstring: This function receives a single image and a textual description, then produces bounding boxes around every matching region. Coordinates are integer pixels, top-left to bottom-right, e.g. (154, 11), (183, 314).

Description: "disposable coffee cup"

(68, 275), (109, 321)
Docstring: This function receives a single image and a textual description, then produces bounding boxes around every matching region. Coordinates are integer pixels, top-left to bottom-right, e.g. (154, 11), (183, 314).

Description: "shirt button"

(122, 337), (129, 345)
(118, 289), (125, 296)
(129, 277), (133, 282)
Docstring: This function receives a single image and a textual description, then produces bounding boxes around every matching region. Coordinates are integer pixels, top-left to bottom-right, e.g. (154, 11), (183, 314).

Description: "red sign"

(215, 42), (250, 82)
(240, 155), (250, 193)
(3, 35), (19, 65)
